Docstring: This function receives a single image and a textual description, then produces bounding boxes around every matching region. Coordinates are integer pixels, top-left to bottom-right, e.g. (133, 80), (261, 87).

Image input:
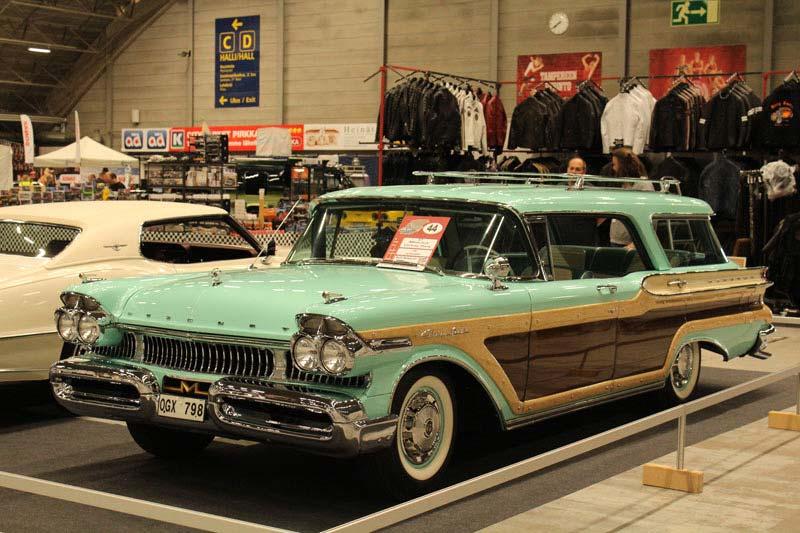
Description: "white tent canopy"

(33, 136), (138, 168)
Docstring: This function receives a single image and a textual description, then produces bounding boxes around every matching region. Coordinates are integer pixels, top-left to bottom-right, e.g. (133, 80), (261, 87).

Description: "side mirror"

(484, 256), (510, 291)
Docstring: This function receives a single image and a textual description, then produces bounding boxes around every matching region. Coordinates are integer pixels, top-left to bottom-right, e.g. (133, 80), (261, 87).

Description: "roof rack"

(412, 171), (683, 195)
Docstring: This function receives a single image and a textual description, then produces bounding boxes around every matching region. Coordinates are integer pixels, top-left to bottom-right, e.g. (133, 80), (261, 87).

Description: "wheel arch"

(389, 353), (508, 431)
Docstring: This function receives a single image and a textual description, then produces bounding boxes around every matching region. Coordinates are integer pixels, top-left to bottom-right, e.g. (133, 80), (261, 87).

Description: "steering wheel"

(451, 245), (499, 274)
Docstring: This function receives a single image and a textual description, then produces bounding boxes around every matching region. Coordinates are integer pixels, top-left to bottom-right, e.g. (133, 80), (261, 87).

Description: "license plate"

(155, 394), (206, 422)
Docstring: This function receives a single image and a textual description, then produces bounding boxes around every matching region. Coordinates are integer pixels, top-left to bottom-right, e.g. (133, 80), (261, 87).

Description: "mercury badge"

(419, 326), (469, 338)
(210, 268), (222, 287)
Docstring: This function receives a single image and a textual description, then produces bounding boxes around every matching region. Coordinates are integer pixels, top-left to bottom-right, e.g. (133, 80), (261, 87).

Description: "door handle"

(596, 284), (618, 294)
(668, 279), (688, 288)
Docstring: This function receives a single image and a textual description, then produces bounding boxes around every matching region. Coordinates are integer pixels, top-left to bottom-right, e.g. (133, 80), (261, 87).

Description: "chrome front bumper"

(50, 357), (397, 457)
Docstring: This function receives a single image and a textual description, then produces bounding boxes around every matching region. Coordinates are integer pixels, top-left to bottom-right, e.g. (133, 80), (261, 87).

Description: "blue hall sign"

(215, 15), (260, 108)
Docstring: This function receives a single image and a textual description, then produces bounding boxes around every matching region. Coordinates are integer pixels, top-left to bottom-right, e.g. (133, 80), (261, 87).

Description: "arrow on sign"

(231, 18), (243, 30)
(219, 96), (228, 105)
(689, 7), (706, 16)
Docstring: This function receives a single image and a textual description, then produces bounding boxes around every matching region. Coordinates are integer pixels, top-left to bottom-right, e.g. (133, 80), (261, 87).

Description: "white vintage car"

(0, 201), (276, 382)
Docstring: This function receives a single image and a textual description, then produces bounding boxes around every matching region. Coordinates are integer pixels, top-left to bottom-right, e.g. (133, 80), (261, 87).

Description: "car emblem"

(322, 291), (346, 304)
(210, 268), (222, 287)
(103, 244), (127, 252)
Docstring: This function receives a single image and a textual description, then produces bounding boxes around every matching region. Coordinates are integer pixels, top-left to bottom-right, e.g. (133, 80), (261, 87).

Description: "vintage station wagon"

(50, 174), (773, 496)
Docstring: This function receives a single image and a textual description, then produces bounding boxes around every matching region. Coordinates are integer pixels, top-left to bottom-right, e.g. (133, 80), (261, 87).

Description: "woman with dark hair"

(610, 147), (651, 247)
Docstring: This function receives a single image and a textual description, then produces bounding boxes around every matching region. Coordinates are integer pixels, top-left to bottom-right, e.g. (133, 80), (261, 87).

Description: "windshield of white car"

(286, 202), (537, 278)
(0, 221), (80, 258)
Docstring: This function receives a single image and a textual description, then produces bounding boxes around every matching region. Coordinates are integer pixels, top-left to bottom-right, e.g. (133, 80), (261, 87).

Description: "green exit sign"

(671, 0), (720, 26)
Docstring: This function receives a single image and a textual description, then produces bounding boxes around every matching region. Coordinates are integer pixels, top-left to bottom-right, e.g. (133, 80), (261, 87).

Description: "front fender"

(361, 344), (515, 422)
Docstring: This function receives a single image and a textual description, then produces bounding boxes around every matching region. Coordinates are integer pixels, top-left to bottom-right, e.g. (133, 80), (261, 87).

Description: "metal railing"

(325, 363), (800, 533)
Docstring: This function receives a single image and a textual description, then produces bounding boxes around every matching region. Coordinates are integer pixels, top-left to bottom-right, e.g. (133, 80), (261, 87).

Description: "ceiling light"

(27, 47), (51, 54)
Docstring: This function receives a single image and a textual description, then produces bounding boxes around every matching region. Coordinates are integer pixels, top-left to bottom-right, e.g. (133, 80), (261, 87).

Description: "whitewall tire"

(662, 342), (702, 403)
(365, 368), (457, 499)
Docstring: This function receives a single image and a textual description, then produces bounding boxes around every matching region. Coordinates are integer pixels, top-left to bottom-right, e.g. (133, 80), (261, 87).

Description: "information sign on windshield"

(380, 215), (450, 270)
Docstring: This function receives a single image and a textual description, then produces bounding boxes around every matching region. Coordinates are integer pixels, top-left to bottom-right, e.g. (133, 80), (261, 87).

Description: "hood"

(0, 254), (49, 287)
(110, 264), (469, 340)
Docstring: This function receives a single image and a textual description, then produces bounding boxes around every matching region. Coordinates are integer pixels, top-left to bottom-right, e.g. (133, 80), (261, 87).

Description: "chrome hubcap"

(401, 389), (442, 465)
(671, 344), (695, 390)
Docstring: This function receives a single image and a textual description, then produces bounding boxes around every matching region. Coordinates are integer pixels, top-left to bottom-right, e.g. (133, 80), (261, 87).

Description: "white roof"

(33, 137), (139, 168)
(0, 201), (225, 229)
(0, 201), (228, 268)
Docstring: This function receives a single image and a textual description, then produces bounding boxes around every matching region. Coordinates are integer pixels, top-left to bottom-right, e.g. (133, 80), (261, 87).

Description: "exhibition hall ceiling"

(0, 0), (171, 121)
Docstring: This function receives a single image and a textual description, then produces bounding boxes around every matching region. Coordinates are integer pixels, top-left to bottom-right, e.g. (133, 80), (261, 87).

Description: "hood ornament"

(210, 268), (222, 287)
(322, 291), (346, 304)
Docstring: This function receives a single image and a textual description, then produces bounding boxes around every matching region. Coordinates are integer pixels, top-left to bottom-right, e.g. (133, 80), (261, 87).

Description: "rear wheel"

(365, 369), (457, 499)
(127, 422), (214, 459)
(661, 342), (702, 404)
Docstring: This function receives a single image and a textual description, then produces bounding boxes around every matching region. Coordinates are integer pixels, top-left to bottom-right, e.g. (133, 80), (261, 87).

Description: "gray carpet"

(0, 367), (793, 533)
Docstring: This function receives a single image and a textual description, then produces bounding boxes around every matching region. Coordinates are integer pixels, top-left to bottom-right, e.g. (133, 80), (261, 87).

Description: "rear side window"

(653, 218), (727, 267)
(0, 221), (80, 258)
(532, 214), (650, 280)
(141, 217), (259, 264)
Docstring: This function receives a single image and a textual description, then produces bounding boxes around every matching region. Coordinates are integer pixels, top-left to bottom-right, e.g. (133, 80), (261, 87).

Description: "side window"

(141, 217), (259, 264)
(542, 214), (650, 280)
(653, 218), (727, 267)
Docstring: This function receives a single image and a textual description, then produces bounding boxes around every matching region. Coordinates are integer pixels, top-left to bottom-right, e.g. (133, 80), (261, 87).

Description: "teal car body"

(50, 179), (774, 489)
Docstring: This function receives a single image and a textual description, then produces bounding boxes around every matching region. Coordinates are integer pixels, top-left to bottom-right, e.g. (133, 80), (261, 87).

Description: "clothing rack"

(367, 64), (792, 185)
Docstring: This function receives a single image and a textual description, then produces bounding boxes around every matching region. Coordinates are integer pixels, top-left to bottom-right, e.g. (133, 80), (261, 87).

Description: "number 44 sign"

(381, 216), (451, 270)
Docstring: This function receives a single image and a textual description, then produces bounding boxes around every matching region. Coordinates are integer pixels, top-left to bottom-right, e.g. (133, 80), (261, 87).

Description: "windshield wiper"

(290, 256), (444, 276)
(375, 258), (445, 276)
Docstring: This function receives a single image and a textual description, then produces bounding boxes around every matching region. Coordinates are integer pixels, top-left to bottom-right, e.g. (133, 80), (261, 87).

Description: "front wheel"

(127, 422), (214, 459)
(661, 342), (702, 404)
(365, 370), (457, 499)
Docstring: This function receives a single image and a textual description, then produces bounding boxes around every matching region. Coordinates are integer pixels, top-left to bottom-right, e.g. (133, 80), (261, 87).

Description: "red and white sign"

(170, 124), (305, 153)
(649, 45), (746, 99)
(19, 114), (34, 164)
(381, 216), (451, 269)
(516, 52), (602, 103)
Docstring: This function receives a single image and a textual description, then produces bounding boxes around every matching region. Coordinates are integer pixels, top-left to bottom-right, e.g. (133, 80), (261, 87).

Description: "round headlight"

(292, 335), (319, 371)
(55, 310), (79, 342)
(320, 339), (353, 375)
(77, 314), (101, 345)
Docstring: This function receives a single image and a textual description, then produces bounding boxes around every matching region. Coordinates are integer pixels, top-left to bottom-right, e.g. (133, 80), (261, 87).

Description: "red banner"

(382, 216), (450, 269)
(516, 52), (602, 103)
(169, 124), (304, 153)
(649, 45), (746, 99)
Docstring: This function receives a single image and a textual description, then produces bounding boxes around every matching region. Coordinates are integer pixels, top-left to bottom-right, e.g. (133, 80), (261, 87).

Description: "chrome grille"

(140, 334), (274, 378)
(287, 367), (370, 389)
(92, 333), (137, 358)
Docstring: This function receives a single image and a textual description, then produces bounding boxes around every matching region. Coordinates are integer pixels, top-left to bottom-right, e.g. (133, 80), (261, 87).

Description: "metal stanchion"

(796, 373), (799, 415)
(676, 414), (687, 470)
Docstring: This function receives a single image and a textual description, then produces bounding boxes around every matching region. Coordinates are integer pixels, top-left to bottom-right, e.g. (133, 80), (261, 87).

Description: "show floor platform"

(0, 327), (796, 532)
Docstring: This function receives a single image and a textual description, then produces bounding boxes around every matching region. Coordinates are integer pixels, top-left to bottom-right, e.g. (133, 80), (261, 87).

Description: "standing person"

(107, 173), (125, 191)
(39, 168), (56, 188)
(610, 148), (651, 247)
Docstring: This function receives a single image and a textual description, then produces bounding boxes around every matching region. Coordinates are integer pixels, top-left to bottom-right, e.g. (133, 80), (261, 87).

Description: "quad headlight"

(55, 292), (109, 347)
(290, 315), (363, 376)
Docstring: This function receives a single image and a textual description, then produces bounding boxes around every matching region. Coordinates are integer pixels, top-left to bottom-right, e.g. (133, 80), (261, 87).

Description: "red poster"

(169, 124), (304, 153)
(649, 45), (746, 99)
(516, 52), (602, 103)
(381, 216), (450, 269)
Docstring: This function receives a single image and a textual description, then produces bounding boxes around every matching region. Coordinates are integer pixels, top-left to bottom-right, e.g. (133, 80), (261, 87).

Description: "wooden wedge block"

(768, 411), (800, 431)
(642, 463), (704, 493)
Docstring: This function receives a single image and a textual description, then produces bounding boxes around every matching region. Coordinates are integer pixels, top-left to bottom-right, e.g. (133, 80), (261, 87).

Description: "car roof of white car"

(0, 201), (225, 228)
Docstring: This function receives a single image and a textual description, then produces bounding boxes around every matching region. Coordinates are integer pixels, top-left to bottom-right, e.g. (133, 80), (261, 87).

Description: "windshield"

(0, 221), (81, 258)
(287, 202), (537, 277)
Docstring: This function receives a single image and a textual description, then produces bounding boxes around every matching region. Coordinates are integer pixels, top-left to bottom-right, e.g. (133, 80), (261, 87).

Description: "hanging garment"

(507, 88), (564, 150)
(650, 155), (701, 198)
(649, 81), (705, 151)
(555, 82), (607, 150)
(698, 79), (762, 150)
(763, 212), (800, 307)
(483, 93), (508, 150)
(600, 87), (655, 154)
(698, 156), (741, 220)
(758, 76), (800, 149)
